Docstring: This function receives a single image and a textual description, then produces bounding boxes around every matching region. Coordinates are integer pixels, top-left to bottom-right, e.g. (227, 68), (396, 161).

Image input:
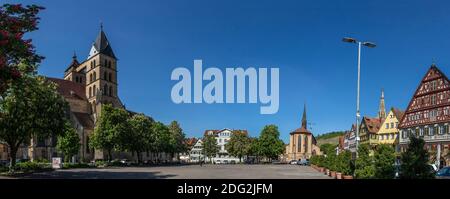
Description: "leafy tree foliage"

(126, 114), (154, 163)
(225, 131), (250, 162)
(258, 125), (284, 161)
(57, 121), (81, 163)
(168, 121), (187, 158)
(400, 136), (434, 179)
(0, 76), (67, 170)
(89, 104), (130, 161)
(354, 144), (375, 179)
(374, 144), (396, 179)
(0, 4), (45, 94)
(202, 134), (219, 163)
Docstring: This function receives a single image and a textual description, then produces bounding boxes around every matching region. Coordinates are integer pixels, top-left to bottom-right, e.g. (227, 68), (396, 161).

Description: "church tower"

(378, 89), (386, 120)
(301, 103), (307, 129)
(85, 25), (122, 119)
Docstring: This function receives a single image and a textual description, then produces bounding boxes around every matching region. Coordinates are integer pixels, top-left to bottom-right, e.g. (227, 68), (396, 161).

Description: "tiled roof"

(93, 29), (116, 59)
(391, 108), (405, 121)
(184, 138), (198, 149)
(363, 117), (383, 134)
(47, 77), (86, 100)
(291, 126), (312, 134)
(73, 112), (94, 129)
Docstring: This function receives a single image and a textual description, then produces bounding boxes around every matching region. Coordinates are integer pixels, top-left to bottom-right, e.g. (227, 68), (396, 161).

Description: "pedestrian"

(200, 158), (203, 167)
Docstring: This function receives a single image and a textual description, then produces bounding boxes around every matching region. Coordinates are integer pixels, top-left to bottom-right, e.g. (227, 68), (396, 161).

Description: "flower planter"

(342, 175), (353, 179)
(330, 171), (336, 178)
(336, 172), (342, 179)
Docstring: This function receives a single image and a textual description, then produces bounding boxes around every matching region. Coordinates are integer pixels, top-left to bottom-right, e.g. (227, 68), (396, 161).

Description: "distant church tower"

(378, 89), (386, 120)
(64, 24), (122, 121)
(301, 103), (307, 130)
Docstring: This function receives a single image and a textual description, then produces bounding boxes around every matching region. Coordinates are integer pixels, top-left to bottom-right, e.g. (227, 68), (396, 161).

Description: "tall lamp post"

(342, 37), (376, 159)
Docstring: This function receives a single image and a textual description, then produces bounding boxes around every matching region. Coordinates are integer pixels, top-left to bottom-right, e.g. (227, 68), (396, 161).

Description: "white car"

(289, 160), (298, 165)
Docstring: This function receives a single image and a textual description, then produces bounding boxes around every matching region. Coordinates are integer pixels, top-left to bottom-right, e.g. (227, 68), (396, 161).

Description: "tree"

(56, 121), (81, 163)
(374, 144), (396, 179)
(0, 4), (45, 94)
(247, 137), (261, 163)
(226, 131), (250, 162)
(168, 121), (187, 160)
(89, 104), (130, 161)
(258, 125), (284, 161)
(127, 114), (154, 163)
(400, 136), (434, 179)
(202, 134), (219, 163)
(354, 144), (375, 179)
(152, 121), (171, 163)
(0, 76), (67, 170)
(320, 143), (337, 155)
(336, 150), (354, 176)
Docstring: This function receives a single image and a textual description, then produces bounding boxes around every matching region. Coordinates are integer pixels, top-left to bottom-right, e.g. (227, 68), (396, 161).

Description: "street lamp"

(342, 37), (376, 160)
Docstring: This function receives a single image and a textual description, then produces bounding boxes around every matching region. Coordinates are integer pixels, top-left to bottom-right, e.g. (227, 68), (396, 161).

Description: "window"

(109, 87), (113, 97)
(297, 136), (302, 152)
(109, 73), (112, 82)
(89, 87), (92, 98)
(419, 128), (424, 136)
(104, 72), (107, 80)
(93, 85), (96, 96)
(93, 59), (96, 66)
(380, 135), (384, 140)
(391, 122), (394, 128)
(90, 61), (93, 68)
(439, 126), (444, 135)
(391, 134), (395, 139)
(93, 72), (97, 80)
(386, 123), (389, 129)
(431, 95), (436, 105)
(90, 73), (93, 82)
(415, 128), (420, 137)
(103, 84), (108, 95)
(424, 127), (429, 136)
(446, 125), (450, 134)
(104, 59), (108, 67)
(396, 122), (399, 128)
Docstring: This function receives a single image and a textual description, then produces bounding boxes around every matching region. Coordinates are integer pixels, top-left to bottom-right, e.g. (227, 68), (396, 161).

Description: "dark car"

(436, 167), (450, 179)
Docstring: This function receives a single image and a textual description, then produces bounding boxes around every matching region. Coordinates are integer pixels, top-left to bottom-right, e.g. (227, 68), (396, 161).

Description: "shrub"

(336, 150), (354, 175)
(62, 163), (92, 169)
(15, 161), (50, 172)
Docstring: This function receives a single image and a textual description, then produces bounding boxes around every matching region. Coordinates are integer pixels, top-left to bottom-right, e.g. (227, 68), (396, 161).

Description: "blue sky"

(8, 0), (450, 142)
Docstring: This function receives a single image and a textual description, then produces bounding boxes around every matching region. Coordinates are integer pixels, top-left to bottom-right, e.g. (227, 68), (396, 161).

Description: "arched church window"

(93, 59), (96, 66)
(304, 136), (308, 153)
(93, 85), (96, 96)
(89, 87), (92, 98)
(108, 73), (112, 82)
(93, 72), (96, 80)
(104, 59), (108, 67)
(104, 71), (107, 80)
(109, 86), (113, 97)
(297, 135), (302, 153)
(75, 76), (79, 83)
(108, 61), (112, 68)
(90, 74), (93, 82)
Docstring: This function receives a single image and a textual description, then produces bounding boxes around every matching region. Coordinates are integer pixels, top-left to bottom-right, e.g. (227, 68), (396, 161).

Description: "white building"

(344, 124), (357, 155)
(203, 128), (248, 164)
(188, 139), (204, 163)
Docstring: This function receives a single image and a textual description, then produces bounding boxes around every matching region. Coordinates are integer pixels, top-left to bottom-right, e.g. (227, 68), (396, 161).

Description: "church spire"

(301, 103), (307, 129)
(378, 89), (386, 120)
(88, 23), (117, 59)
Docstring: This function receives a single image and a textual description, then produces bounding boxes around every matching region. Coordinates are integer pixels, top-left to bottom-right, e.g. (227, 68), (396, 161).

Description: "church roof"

(91, 28), (116, 59)
(47, 77), (86, 100)
(64, 53), (80, 72)
(73, 112), (94, 129)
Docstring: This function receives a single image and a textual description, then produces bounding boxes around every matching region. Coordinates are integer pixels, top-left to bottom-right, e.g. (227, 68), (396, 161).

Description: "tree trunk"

(107, 149), (112, 162)
(9, 145), (18, 171)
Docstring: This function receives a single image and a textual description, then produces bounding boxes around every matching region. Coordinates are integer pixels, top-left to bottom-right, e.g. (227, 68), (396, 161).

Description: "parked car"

(289, 160), (298, 165)
(436, 166), (450, 179)
(297, 158), (310, 166)
(120, 159), (132, 166)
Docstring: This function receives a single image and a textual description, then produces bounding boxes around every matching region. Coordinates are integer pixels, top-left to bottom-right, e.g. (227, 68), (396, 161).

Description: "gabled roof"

(361, 116), (383, 134)
(46, 77), (86, 100)
(184, 138), (198, 149)
(391, 107), (405, 121)
(399, 64), (450, 128)
(64, 54), (80, 72)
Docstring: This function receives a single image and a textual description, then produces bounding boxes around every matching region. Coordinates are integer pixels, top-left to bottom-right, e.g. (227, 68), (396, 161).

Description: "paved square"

(18, 164), (331, 179)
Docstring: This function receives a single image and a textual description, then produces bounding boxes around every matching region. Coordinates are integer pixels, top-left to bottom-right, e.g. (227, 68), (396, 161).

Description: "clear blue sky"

(8, 0), (450, 142)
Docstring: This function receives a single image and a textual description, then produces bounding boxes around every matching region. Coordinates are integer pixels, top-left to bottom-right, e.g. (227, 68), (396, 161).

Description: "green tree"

(374, 144), (396, 179)
(152, 121), (171, 163)
(320, 143), (336, 155)
(226, 131), (250, 162)
(400, 136), (434, 179)
(202, 134), (219, 163)
(127, 114), (154, 163)
(168, 121), (187, 160)
(0, 4), (44, 94)
(258, 125), (284, 161)
(336, 150), (353, 175)
(0, 76), (67, 170)
(354, 144), (375, 179)
(56, 121), (81, 163)
(89, 104), (130, 161)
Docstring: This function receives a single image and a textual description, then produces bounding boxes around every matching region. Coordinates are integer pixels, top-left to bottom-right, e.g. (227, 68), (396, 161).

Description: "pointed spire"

(72, 51), (77, 60)
(301, 103), (307, 129)
(88, 23), (117, 59)
(378, 89), (386, 120)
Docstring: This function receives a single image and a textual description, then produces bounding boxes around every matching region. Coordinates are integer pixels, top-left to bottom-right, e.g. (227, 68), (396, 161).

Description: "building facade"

(285, 105), (320, 161)
(203, 129), (248, 163)
(343, 124), (357, 153)
(377, 108), (404, 148)
(188, 139), (204, 163)
(399, 64), (450, 167)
